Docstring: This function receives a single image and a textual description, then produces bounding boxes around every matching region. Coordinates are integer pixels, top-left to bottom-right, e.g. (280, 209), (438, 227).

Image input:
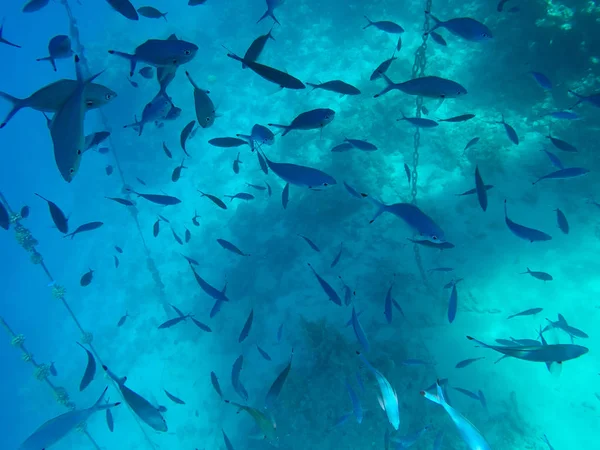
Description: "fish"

(106, 0), (139, 20)
(256, 344), (272, 361)
(126, 77), (139, 88)
(530, 71), (552, 90)
(520, 268), (553, 281)
(35, 193), (68, 233)
(80, 268), (95, 287)
(374, 72), (467, 98)
(185, 228), (191, 243)
(533, 167), (589, 185)
(63, 221), (104, 239)
(265, 182), (272, 196)
(330, 243), (343, 268)
(246, 183), (267, 191)
(306, 80), (361, 95)
(84, 131), (110, 152)
(217, 238), (249, 256)
(0, 79), (116, 129)
(339, 276), (354, 306)
(153, 219), (160, 237)
(164, 389), (185, 405)
(507, 307), (543, 319)
(158, 315), (189, 329)
(307, 263), (342, 306)
(198, 191), (227, 209)
(190, 265), (229, 304)
(397, 113), (439, 128)
(448, 282), (458, 323)
(109, 38), (198, 76)
(393, 425), (431, 448)
(49, 56), (104, 182)
(426, 12), (492, 41)
(496, 115), (519, 145)
(22, 0), (50, 13)
(269, 108), (336, 136)
(49, 362), (57, 376)
(541, 434), (556, 450)
(546, 110), (579, 120)
(210, 372), (223, 398)
(224, 400), (278, 442)
(438, 113), (475, 122)
(363, 16), (404, 33)
(192, 211), (201, 226)
(369, 198), (445, 243)
(408, 238), (455, 249)
(105, 165), (114, 176)
(123, 92), (172, 136)
(466, 336), (588, 363)
(463, 137), (480, 152)
(36, 35), (73, 71)
(540, 148), (564, 169)
(209, 137), (249, 148)
(177, 120), (196, 157)
(456, 185), (493, 196)
(429, 31), (447, 46)
(103, 365), (168, 431)
(237, 123), (276, 148)
(105, 196), (133, 206)
(238, 310), (254, 343)
(257, 0), (284, 24)
(225, 193), (255, 202)
(421, 381), (491, 450)
(298, 234), (320, 252)
(568, 89), (600, 108)
(243, 25), (276, 67)
(191, 318), (211, 332)
(265, 349), (294, 408)
(106, 399), (114, 432)
(455, 357), (485, 368)
(544, 314), (589, 340)
(222, 429), (235, 450)
(276, 323), (284, 343)
(555, 208), (569, 234)
(225, 49), (305, 89)
(76, 342), (96, 391)
(231, 355), (247, 401)
(117, 311), (129, 327)
(126, 189), (181, 205)
(186, 71), (216, 128)
(428, 267), (454, 273)
(474, 166), (488, 211)
(260, 151), (337, 188)
(331, 142), (353, 152)
(357, 352), (399, 430)
(351, 307), (370, 353)
(171, 159), (188, 182)
(478, 390), (487, 409)
(452, 387), (481, 401)
(155, 104), (181, 127)
(343, 181), (367, 199)
(345, 379), (363, 424)
(344, 138), (378, 151)
(257, 151), (269, 174)
(19, 387), (119, 450)
(0, 18), (19, 48)
(171, 228), (183, 245)
(139, 66), (154, 78)
(20, 205), (30, 219)
(384, 278), (395, 324)
(504, 200), (552, 242)
(137, 6), (168, 21)
(370, 52), (397, 81)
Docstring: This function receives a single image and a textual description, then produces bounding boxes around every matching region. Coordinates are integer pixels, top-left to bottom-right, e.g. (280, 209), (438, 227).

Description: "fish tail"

(267, 123), (290, 136)
(373, 73), (395, 98)
(271, 12), (280, 25)
(362, 15), (373, 29)
(420, 388), (442, 405)
(367, 197), (387, 223)
(163, 13), (168, 22)
(466, 335), (492, 349)
(93, 386), (121, 411)
(36, 56), (57, 71)
(0, 91), (24, 129)
(267, 24), (276, 41)
(306, 82), (319, 91)
(256, 9), (270, 24)
(567, 90), (583, 107)
(424, 11), (441, 32)
(108, 49), (137, 76)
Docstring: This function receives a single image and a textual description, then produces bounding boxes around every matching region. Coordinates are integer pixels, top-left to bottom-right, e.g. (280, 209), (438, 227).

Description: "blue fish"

(374, 73), (467, 98)
(474, 165), (488, 211)
(243, 25), (276, 67)
(568, 89), (600, 108)
(496, 115), (519, 145)
(546, 110), (579, 120)
(530, 71), (552, 90)
(358, 353), (400, 430)
(344, 138), (378, 151)
(330, 243), (343, 268)
(430, 31), (447, 46)
(546, 133), (577, 152)
(345, 379), (363, 423)
(343, 181), (367, 199)
(504, 200), (552, 242)
(540, 148), (564, 169)
(307, 263), (342, 306)
(555, 208), (569, 234)
(36, 35), (73, 72)
(452, 386), (481, 401)
(532, 167), (589, 185)
(124, 92), (172, 136)
(282, 182), (290, 209)
(455, 357), (485, 368)
(260, 151), (337, 188)
(363, 16), (404, 33)
(298, 234), (320, 252)
(370, 52), (397, 81)
(541, 434), (556, 450)
(448, 281), (458, 323)
(463, 136), (480, 152)
(257, 0), (284, 25)
(397, 113), (439, 128)
(269, 108), (335, 136)
(427, 12), (492, 41)
(307, 80), (361, 95)
(351, 307), (370, 352)
(369, 198), (445, 243)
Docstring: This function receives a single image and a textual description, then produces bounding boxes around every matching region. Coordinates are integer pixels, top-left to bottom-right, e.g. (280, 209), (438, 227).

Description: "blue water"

(1, 0), (599, 449)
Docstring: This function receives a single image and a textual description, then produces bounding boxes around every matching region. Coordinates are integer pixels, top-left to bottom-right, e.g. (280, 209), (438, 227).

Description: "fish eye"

(205, 116), (211, 122)
(86, 100), (94, 106)
(431, 235), (439, 241)
(69, 168), (75, 174)
(77, 149), (82, 155)
(105, 94), (112, 100)
(184, 50), (191, 55)
(323, 183), (328, 186)
(172, 59), (178, 64)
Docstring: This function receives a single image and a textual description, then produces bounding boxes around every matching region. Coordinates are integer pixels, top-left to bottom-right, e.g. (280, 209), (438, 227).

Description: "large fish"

(185, 71), (216, 128)
(269, 108), (335, 136)
(374, 73), (467, 98)
(504, 200), (551, 242)
(0, 79), (116, 128)
(466, 336), (588, 363)
(243, 25), (275, 67)
(256, 0), (285, 24)
(124, 91), (172, 136)
(19, 387), (120, 450)
(106, 0), (139, 20)
(421, 381), (491, 450)
(49, 56), (104, 182)
(260, 151), (336, 188)
(265, 349), (294, 408)
(109, 38), (198, 76)
(357, 353), (399, 430)
(226, 50), (305, 89)
(103, 365), (168, 431)
(426, 12), (492, 41)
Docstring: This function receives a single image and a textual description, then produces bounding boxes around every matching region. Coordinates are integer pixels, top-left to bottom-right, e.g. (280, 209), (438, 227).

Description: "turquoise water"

(1, 0), (599, 449)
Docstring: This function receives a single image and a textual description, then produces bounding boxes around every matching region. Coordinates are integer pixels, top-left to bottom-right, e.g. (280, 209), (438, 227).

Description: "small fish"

(139, 66), (154, 78)
(357, 353), (399, 430)
(343, 181), (367, 199)
(243, 25), (276, 67)
(546, 133), (577, 152)
(105, 165), (114, 176)
(298, 234), (320, 252)
(452, 386), (481, 401)
(307, 263), (342, 306)
(256, 151), (269, 174)
(426, 12), (492, 41)
(185, 71), (216, 128)
(546, 110), (579, 120)
(306, 80), (361, 95)
(153, 219), (160, 237)
(370, 52), (397, 81)
(64, 221), (104, 239)
(540, 148), (564, 169)
(555, 208), (569, 234)
(330, 243), (343, 268)
(478, 390), (487, 409)
(345, 379), (363, 424)
(532, 167), (589, 185)
(181, 253), (199, 265)
(126, 77), (138, 88)
(209, 137), (249, 148)
(80, 268), (95, 287)
(106, 196), (134, 207)
(265, 349), (294, 408)
(541, 434), (556, 450)
(222, 429), (235, 450)
(113, 255), (120, 268)
(265, 182), (272, 197)
(256, 344), (272, 361)
(428, 267), (454, 273)
(238, 309), (254, 343)
(35, 193), (68, 233)
(403, 163), (411, 184)
(97, 147), (110, 154)
(256, 0), (284, 25)
(455, 357), (485, 368)
(504, 200), (552, 242)
(339, 276), (354, 306)
(438, 113), (475, 122)
(106, 399), (114, 432)
(408, 238), (455, 249)
(344, 137), (378, 151)
(520, 268), (553, 281)
(568, 89), (600, 108)
(276, 323), (284, 343)
(76, 342), (96, 391)
(158, 314), (189, 329)
(261, 151), (336, 188)
(136, 177), (146, 186)
(331, 142), (353, 152)
(171, 159), (188, 182)
(180, 120), (196, 156)
(126, 189), (181, 206)
(246, 182), (266, 191)
(463, 136), (480, 152)
(351, 307), (370, 353)
(162, 142), (172, 158)
(0, 18), (21, 48)
(192, 210), (201, 226)
(530, 71), (552, 90)
(269, 108), (335, 136)
(231, 355), (246, 400)
(429, 31), (447, 46)
(384, 277), (395, 324)
(117, 312), (129, 327)
(397, 112), (439, 128)
(496, 115), (519, 145)
(363, 16), (404, 33)
(217, 238), (249, 256)
(225, 193), (255, 202)
(226, 49), (304, 90)
(19, 205), (30, 219)
(171, 228), (183, 245)
(164, 389), (185, 405)
(474, 166), (488, 212)
(448, 282), (458, 323)
(185, 228), (191, 243)
(210, 372), (223, 398)
(137, 6), (168, 21)
(507, 307), (543, 319)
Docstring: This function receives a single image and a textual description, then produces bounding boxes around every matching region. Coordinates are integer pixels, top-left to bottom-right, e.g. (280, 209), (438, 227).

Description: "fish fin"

(377, 395), (385, 411)
(267, 123), (290, 135)
(0, 91), (25, 129)
(108, 50), (137, 76)
(362, 15), (373, 29)
(373, 73), (395, 98)
(420, 389), (442, 405)
(494, 354), (508, 364)
(424, 11), (441, 32)
(367, 197), (387, 223)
